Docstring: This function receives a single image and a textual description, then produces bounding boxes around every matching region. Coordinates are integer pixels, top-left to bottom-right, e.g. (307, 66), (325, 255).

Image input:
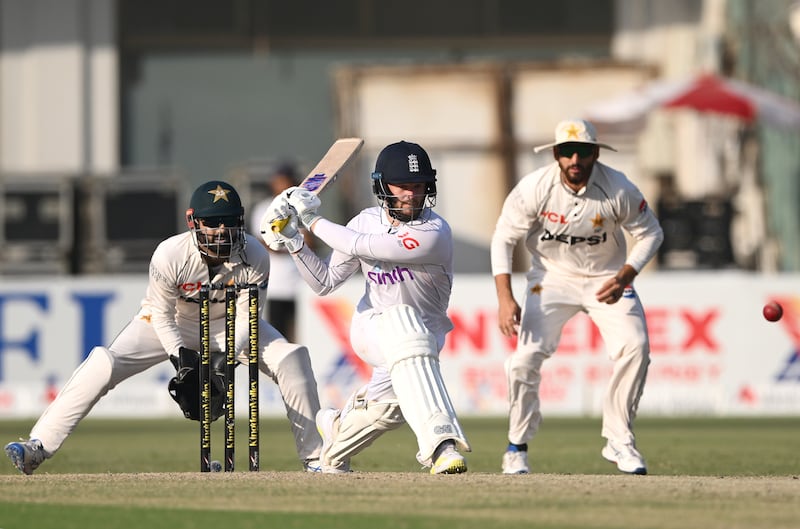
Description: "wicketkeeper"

(5, 180), (323, 474)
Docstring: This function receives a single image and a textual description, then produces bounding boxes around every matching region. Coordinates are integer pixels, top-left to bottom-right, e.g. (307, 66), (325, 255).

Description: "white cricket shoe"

(502, 449), (530, 474)
(315, 408), (351, 474)
(430, 444), (467, 475)
(5, 439), (45, 475)
(601, 440), (647, 475)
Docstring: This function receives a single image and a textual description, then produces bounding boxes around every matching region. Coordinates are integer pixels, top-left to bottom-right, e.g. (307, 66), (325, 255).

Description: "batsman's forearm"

(291, 244), (336, 295)
(309, 217), (356, 254)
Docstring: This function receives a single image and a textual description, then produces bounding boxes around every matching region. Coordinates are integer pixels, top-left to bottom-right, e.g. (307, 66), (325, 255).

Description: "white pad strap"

(378, 304), (470, 465)
(326, 394), (404, 465)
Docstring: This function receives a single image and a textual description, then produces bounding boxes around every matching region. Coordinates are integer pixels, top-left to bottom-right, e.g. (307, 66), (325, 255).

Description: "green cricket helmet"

(185, 180), (246, 259)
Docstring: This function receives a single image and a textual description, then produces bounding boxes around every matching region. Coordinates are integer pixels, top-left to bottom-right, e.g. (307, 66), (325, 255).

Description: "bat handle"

(270, 217), (289, 232)
(270, 189), (297, 232)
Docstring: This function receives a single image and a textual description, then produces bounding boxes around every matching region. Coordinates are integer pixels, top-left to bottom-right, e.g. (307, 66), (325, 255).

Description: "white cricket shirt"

(139, 232), (270, 357)
(491, 161), (664, 277)
(293, 207), (454, 336)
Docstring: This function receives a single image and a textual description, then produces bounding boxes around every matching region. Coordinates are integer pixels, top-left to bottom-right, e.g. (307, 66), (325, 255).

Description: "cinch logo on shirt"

(540, 229), (607, 246)
(367, 266), (415, 285)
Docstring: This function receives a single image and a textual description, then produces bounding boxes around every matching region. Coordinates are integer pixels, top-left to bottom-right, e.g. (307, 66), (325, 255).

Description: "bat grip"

(270, 217), (289, 232)
(270, 189), (297, 233)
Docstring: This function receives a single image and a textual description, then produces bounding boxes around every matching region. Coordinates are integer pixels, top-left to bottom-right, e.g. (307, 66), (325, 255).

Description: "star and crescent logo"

(208, 185), (231, 203)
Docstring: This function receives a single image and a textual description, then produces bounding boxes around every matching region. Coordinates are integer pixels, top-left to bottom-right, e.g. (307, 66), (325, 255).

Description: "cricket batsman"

(262, 140), (471, 474)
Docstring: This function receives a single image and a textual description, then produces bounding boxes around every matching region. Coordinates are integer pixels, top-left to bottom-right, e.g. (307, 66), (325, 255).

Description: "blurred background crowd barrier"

(1, 0), (799, 418)
(2, 0), (800, 275)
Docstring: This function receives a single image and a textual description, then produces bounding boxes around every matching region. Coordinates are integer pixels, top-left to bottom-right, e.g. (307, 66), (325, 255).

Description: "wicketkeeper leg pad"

(378, 304), (470, 465)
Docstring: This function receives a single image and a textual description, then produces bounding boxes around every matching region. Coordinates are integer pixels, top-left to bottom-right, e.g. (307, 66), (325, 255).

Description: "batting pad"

(326, 398), (404, 465)
(378, 304), (470, 465)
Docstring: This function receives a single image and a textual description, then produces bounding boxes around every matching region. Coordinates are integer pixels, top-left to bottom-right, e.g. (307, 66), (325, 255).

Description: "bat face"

(299, 137), (364, 194)
(267, 137), (363, 233)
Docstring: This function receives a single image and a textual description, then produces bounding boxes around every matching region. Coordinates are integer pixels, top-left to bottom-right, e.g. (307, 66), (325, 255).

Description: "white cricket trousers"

(506, 270), (650, 446)
(29, 316), (322, 462)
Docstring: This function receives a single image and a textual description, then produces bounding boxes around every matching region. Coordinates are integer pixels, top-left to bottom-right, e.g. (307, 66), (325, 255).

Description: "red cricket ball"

(762, 301), (783, 322)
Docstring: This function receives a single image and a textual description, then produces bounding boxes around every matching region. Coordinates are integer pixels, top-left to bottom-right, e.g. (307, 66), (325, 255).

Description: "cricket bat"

(269, 137), (364, 232)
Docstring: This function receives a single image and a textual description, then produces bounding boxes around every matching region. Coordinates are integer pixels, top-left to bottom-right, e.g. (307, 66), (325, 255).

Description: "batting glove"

(259, 198), (304, 253)
(287, 188), (322, 229)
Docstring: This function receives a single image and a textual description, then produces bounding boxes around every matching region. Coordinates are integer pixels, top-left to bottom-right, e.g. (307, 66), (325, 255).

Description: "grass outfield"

(0, 416), (798, 528)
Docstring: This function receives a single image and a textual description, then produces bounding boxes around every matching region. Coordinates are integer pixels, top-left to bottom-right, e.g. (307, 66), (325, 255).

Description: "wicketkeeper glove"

(167, 346), (228, 422)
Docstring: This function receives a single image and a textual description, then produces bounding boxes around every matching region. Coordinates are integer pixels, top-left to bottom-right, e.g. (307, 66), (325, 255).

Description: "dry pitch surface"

(1, 471), (798, 529)
(1, 417), (798, 528)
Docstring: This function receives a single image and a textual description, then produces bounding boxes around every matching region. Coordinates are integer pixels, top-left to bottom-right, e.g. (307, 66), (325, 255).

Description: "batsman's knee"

(327, 399), (404, 463)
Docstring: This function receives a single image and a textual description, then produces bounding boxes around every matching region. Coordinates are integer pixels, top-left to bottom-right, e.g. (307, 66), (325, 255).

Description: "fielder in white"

(5, 180), (323, 474)
(491, 119), (663, 475)
(261, 140), (470, 474)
